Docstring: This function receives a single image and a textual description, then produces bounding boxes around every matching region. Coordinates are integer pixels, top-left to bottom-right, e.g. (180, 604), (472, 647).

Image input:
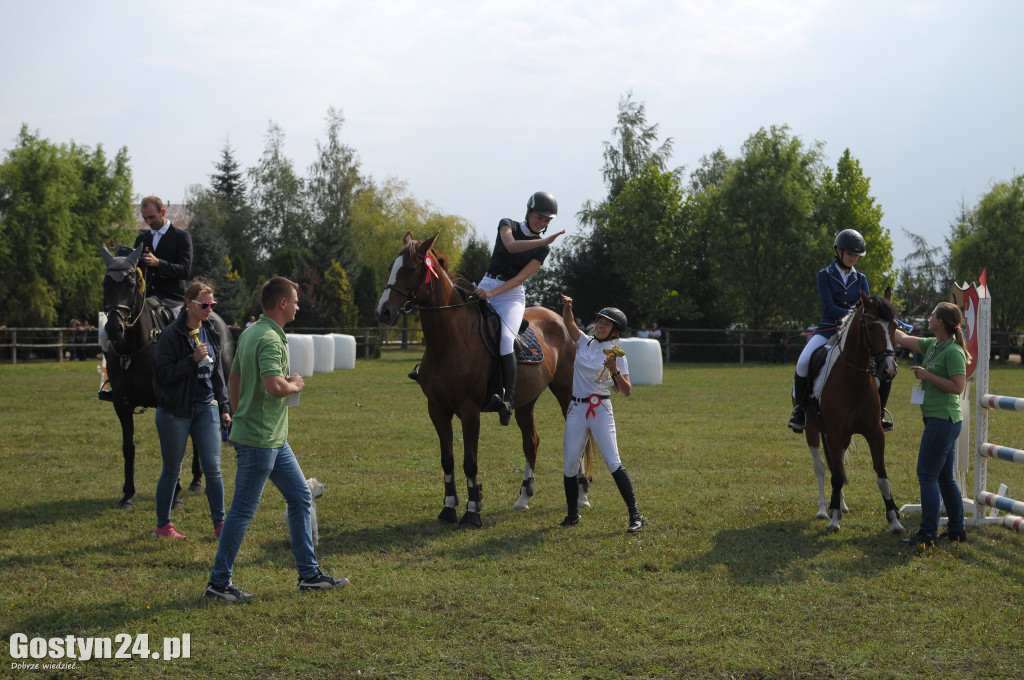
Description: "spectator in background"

(771, 324), (789, 365)
(637, 323), (651, 338)
(650, 323), (662, 342)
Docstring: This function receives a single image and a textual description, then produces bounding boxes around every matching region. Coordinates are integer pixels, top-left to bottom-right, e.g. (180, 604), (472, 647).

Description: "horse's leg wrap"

(514, 466), (535, 510)
(438, 474), (459, 524)
(577, 474), (591, 509)
(460, 480), (483, 528)
(877, 477), (906, 535)
(809, 445), (828, 520)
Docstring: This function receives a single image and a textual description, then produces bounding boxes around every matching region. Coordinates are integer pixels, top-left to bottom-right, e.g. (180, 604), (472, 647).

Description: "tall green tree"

(897, 228), (949, 321)
(713, 125), (828, 329)
(815, 149), (896, 292)
(307, 107), (364, 272)
(208, 141), (256, 284)
(0, 125), (133, 326)
(950, 173), (1024, 332)
(685, 148), (733, 327)
(248, 121), (311, 259)
(457, 234), (491, 287)
(604, 162), (695, 324)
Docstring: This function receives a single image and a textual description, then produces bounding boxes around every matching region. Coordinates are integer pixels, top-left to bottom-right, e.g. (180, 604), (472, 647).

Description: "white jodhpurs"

(477, 277), (525, 355)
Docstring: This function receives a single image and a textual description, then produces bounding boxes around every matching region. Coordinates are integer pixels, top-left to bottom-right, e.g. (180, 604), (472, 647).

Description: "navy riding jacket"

(815, 262), (870, 339)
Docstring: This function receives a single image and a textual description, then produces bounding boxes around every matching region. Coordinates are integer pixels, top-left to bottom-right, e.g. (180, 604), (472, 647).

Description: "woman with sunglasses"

(151, 279), (232, 539)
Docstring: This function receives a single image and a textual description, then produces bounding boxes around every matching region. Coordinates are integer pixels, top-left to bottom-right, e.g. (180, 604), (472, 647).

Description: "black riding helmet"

(527, 191), (558, 218)
(595, 307), (627, 333)
(834, 229), (867, 258)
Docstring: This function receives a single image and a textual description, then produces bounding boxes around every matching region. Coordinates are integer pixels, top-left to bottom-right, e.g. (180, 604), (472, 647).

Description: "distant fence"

(3, 325), (1020, 365)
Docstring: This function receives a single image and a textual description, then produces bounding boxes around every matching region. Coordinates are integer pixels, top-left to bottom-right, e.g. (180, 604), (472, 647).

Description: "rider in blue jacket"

(788, 229), (893, 432)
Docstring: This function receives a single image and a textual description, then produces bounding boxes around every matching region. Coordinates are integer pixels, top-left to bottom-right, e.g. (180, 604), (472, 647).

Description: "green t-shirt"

(918, 336), (967, 422)
(229, 315), (290, 448)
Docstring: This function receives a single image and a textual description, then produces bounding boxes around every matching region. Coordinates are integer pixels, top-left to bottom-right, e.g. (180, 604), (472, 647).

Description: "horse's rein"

(836, 302), (896, 378)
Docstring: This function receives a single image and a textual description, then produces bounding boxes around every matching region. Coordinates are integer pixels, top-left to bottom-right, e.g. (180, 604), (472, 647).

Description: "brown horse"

(800, 291), (906, 535)
(375, 232), (582, 527)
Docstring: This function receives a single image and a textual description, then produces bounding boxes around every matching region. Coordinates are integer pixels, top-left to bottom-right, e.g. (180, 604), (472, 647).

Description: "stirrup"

(786, 405), (802, 432)
(881, 409), (894, 432)
(407, 363), (419, 381)
(498, 398), (513, 426)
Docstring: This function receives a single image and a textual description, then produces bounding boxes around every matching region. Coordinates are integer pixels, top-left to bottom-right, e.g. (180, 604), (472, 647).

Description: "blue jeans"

(155, 403), (224, 528)
(209, 441), (317, 587)
(917, 417), (965, 536)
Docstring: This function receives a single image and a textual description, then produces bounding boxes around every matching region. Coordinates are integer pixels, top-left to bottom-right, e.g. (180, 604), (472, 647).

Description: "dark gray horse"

(100, 244), (233, 509)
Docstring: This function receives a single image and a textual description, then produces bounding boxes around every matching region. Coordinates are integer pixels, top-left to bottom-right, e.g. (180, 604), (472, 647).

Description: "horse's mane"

(837, 295), (896, 334)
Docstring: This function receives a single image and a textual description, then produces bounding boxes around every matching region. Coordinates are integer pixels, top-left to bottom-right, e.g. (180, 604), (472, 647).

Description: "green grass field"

(2, 352), (1023, 679)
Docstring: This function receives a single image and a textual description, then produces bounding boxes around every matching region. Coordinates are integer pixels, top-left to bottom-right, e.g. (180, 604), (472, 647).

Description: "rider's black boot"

(879, 379), (894, 431)
(559, 475), (581, 527)
(788, 372), (809, 433)
(611, 466), (644, 533)
(407, 363), (419, 381)
(498, 353), (517, 426)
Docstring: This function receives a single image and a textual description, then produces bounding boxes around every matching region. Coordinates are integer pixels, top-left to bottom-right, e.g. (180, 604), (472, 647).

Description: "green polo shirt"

(918, 336), (967, 422)
(229, 315), (290, 448)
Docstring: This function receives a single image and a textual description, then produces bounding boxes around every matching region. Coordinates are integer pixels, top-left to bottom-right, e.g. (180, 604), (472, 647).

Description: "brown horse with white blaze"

(375, 232), (581, 527)
(801, 290), (906, 535)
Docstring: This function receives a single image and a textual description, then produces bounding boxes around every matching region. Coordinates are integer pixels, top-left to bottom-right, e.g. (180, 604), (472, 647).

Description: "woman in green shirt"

(893, 302), (971, 547)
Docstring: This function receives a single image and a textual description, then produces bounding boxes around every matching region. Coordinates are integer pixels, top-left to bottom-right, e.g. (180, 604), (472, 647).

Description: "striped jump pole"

(970, 284), (1024, 533)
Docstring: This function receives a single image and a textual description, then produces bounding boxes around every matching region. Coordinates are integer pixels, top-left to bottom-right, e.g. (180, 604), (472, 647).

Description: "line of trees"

(1, 96), (1021, 336)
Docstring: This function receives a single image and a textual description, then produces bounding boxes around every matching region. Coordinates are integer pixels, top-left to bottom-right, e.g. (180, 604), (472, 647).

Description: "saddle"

(479, 303), (544, 413)
(806, 335), (842, 417)
(478, 304), (544, 364)
(146, 297), (175, 328)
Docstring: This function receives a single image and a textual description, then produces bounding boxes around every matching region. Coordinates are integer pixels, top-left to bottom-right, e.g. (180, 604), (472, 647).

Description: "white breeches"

(562, 398), (622, 476)
(478, 277), (525, 355)
(796, 333), (829, 377)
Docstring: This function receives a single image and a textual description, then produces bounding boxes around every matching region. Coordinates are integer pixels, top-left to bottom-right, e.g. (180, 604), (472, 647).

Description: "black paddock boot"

(879, 379), (894, 431)
(498, 353), (517, 427)
(788, 373), (809, 433)
(407, 363), (420, 381)
(559, 475), (581, 527)
(611, 466), (643, 533)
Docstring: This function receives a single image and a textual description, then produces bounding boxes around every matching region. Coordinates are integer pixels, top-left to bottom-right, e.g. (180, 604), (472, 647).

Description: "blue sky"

(2, 1), (1021, 264)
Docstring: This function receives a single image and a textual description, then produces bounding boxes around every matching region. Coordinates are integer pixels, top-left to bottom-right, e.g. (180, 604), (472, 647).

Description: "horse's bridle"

(838, 301), (898, 380)
(104, 266), (146, 333)
(385, 247), (479, 313)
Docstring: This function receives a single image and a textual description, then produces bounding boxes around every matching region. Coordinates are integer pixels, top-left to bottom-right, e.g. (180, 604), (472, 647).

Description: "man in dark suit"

(134, 195), (193, 312)
(99, 196), (193, 364)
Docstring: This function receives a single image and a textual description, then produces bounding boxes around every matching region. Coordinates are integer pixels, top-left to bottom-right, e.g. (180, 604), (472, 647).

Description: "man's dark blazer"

(133, 224), (193, 306)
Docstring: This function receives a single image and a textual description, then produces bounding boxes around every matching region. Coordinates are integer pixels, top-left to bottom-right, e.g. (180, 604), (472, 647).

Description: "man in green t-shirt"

(205, 277), (348, 602)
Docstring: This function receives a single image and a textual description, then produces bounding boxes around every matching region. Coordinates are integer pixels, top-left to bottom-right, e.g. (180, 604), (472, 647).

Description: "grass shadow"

(671, 518), (910, 586)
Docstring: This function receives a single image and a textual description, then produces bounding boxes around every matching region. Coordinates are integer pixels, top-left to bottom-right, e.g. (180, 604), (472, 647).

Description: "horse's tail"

(583, 435), (596, 481)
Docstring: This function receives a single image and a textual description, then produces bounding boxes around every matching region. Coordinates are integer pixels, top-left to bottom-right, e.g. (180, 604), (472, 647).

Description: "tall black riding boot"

(879, 379), (894, 431)
(788, 372), (809, 433)
(611, 466), (644, 533)
(498, 353), (517, 427)
(559, 475), (581, 527)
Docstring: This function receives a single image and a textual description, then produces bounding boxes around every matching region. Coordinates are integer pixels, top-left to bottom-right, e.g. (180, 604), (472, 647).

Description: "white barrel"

(312, 335), (335, 373)
(331, 333), (357, 370)
(285, 334), (315, 377)
(616, 338), (663, 386)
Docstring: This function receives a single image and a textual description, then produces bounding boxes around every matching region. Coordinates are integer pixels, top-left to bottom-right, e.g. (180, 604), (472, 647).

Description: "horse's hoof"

(189, 482), (203, 493)
(117, 499), (134, 510)
(459, 511), (482, 529)
(172, 498), (185, 510)
(815, 510), (829, 520)
(437, 507), (458, 524)
(826, 523), (840, 534)
(891, 524), (907, 536)
(512, 499), (529, 510)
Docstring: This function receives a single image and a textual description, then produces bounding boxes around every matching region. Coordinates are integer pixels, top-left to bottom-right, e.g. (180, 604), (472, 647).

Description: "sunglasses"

(191, 299), (218, 311)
